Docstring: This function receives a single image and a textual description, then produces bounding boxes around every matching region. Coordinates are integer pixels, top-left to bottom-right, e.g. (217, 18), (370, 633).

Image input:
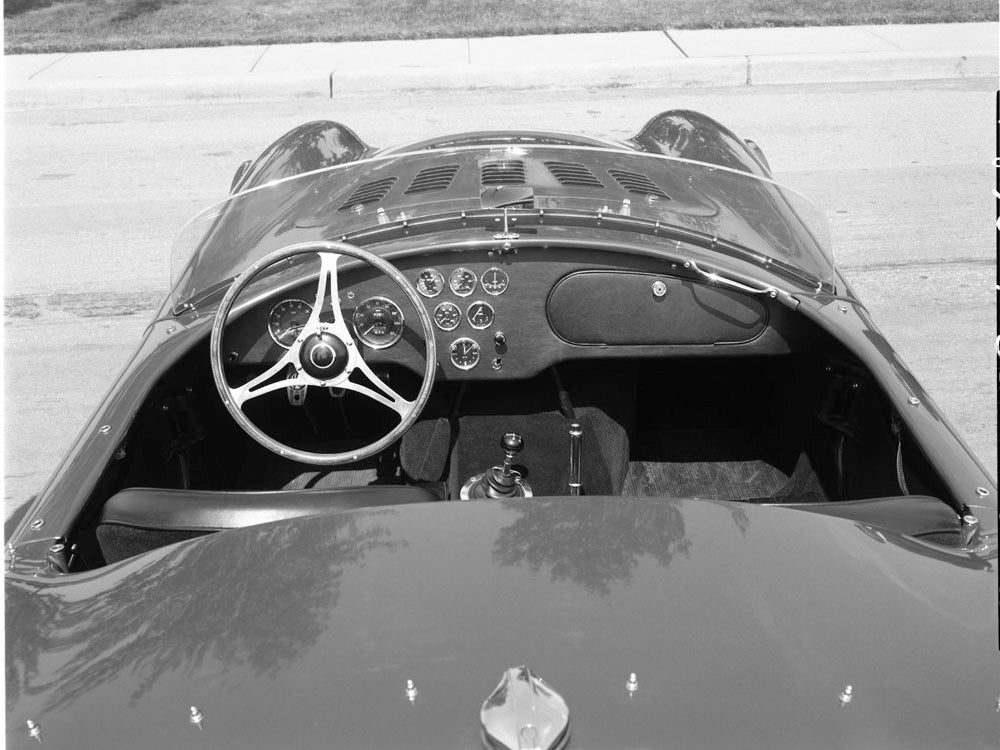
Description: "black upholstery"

(99, 485), (442, 533)
(96, 484), (443, 564)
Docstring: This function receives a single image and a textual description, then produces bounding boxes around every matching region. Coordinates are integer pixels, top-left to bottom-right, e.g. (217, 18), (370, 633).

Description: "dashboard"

(222, 247), (799, 381)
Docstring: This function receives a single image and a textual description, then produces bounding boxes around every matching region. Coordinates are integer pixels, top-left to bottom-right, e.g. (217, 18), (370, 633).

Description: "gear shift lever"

(460, 432), (533, 499)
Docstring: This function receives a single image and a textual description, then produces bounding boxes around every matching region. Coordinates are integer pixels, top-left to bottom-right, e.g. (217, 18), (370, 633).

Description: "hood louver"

(404, 164), (460, 195)
(481, 160), (526, 186)
(338, 176), (398, 210)
(607, 169), (670, 200)
(545, 161), (605, 188)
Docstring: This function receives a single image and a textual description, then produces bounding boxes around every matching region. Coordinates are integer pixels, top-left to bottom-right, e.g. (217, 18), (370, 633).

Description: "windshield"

(169, 145), (833, 311)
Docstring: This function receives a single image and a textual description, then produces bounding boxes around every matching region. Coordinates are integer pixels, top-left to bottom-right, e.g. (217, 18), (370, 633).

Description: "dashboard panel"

(221, 247), (797, 381)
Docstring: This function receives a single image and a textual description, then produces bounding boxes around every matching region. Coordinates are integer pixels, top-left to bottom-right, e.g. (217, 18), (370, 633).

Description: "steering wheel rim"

(210, 240), (437, 466)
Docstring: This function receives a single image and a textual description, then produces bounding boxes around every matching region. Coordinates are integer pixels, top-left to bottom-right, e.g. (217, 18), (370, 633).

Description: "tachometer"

(466, 301), (495, 330)
(480, 266), (509, 296)
(416, 268), (445, 298)
(267, 299), (313, 348)
(448, 267), (478, 297)
(434, 301), (461, 331)
(352, 296), (404, 349)
(449, 338), (481, 370)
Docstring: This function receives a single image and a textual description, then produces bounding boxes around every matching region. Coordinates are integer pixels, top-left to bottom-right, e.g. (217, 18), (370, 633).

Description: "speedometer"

(267, 299), (312, 348)
(352, 296), (404, 349)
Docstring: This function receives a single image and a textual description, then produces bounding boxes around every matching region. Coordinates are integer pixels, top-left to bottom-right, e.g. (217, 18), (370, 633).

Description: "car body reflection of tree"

(492, 498), (737, 596)
(6, 511), (402, 713)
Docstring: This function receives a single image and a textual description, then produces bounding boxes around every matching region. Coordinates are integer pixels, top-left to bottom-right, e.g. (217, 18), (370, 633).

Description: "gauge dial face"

(434, 301), (462, 331)
(267, 299), (313, 348)
(448, 267), (478, 297)
(480, 266), (510, 296)
(352, 296), (404, 349)
(466, 301), (495, 330)
(449, 338), (481, 370)
(416, 268), (445, 298)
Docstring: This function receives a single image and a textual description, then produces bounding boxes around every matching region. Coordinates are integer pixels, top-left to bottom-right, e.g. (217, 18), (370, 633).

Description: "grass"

(5, 0), (997, 54)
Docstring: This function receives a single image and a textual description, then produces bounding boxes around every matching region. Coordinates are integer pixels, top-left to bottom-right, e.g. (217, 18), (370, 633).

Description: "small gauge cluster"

(416, 265), (509, 371)
(266, 265), (508, 373)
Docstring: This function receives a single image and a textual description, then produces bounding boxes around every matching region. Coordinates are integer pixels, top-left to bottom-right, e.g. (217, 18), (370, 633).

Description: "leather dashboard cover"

(547, 271), (767, 345)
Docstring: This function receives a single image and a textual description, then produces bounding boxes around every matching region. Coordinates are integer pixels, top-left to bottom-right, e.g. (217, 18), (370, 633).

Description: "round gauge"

(448, 267), (478, 297)
(449, 338), (481, 370)
(416, 268), (445, 298)
(267, 299), (313, 348)
(433, 301), (462, 331)
(352, 296), (404, 349)
(466, 301), (495, 330)
(480, 266), (510, 296)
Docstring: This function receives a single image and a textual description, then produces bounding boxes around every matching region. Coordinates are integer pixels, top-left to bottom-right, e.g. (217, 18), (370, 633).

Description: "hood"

(7, 497), (998, 749)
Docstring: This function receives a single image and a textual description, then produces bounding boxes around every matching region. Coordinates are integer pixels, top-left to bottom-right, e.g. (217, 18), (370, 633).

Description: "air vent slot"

(339, 177), (398, 210)
(545, 161), (604, 188)
(404, 164), (460, 195)
(607, 169), (670, 200)
(481, 160), (526, 186)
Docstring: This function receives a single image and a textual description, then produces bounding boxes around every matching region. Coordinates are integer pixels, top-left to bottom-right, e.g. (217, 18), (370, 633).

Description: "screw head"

(29, 519), (44, 530)
(838, 304), (849, 313)
(650, 280), (667, 298)
(839, 685), (854, 707)
(625, 672), (638, 694)
(975, 487), (989, 497)
(907, 396), (921, 406)
(98, 424), (112, 434)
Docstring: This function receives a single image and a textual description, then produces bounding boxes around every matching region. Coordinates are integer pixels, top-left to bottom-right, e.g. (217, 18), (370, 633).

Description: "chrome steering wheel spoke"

(340, 356), (415, 418)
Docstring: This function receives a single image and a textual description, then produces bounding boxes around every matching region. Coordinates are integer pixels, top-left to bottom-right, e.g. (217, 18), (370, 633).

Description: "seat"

(96, 484), (441, 563)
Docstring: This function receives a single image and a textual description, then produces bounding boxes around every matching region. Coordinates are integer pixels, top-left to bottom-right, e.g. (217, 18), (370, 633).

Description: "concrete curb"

(6, 49), (996, 109)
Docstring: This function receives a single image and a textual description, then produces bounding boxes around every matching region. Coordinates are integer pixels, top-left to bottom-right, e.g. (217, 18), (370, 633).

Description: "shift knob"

(501, 432), (523, 455)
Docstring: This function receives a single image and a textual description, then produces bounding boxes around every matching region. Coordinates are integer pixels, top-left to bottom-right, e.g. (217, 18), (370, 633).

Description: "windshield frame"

(170, 144), (835, 312)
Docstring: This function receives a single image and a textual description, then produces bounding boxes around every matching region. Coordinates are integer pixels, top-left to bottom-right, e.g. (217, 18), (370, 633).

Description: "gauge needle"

(364, 324), (376, 335)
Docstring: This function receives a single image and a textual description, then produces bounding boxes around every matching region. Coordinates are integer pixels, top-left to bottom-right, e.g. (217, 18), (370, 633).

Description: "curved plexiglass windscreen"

(169, 145), (833, 312)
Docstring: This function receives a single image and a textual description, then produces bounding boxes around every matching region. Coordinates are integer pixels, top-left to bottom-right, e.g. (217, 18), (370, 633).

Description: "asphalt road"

(5, 77), (996, 516)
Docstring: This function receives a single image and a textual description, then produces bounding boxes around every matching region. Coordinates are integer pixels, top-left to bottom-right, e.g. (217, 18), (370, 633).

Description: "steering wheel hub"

(300, 332), (348, 380)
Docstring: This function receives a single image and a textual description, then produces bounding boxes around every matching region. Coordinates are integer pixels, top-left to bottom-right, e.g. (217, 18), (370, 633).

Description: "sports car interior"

(77, 243), (962, 567)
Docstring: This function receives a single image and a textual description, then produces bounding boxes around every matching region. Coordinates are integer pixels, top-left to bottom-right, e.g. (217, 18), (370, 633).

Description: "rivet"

(98, 424), (112, 434)
(346, 291), (355, 300)
(975, 487), (989, 497)
(30, 519), (44, 530)
(651, 280), (667, 298)
(165, 326), (176, 334)
(838, 304), (848, 313)
(405, 679), (418, 702)
(625, 672), (638, 694)
(683, 260), (692, 269)
(768, 290), (777, 298)
(907, 396), (920, 406)
(189, 705), (203, 729)
(839, 685), (853, 707)
(26, 719), (41, 742)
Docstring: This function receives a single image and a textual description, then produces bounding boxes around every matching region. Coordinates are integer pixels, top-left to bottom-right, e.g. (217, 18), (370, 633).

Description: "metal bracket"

(286, 366), (307, 406)
(493, 207), (520, 242)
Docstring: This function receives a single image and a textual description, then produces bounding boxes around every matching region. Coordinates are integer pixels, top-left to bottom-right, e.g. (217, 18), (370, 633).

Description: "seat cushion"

(99, 484), (441, 533)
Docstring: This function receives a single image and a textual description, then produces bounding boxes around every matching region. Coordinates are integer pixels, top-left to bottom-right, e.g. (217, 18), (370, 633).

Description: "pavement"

(4, 22), (997, 107)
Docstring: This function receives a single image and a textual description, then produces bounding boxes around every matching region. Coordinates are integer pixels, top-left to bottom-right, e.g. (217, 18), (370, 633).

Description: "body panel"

(7, 498), (999, 749)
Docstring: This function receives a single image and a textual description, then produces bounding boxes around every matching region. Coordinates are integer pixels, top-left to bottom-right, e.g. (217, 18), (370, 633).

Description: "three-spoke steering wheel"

(210, 241), (436, 465)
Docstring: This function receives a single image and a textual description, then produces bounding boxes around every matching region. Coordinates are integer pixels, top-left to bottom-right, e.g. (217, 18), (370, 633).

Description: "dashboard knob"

(494, 331), (506, 347)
